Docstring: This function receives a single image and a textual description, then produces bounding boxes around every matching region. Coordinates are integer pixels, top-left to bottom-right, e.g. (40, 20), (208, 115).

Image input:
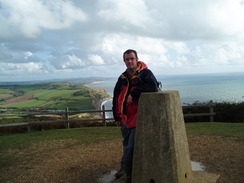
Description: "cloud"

(98, 0), (153, 29)
(65, 54), (86, 68)
(95, 0), (244, 41)
(48, 54), (86, 70)
(207, 0), (244, 37)
(0, 62), (46, 74)
(0, 0), (87, 39)
(209, 43), (244, 65)
(24, 52), (33, 59)
(0, 0), (244, 81)
(88, 54), (105, 65)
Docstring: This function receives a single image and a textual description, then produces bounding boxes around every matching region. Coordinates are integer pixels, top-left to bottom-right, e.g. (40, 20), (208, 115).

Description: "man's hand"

(127, 94), (133, 104)
(115, 121), (122, 126)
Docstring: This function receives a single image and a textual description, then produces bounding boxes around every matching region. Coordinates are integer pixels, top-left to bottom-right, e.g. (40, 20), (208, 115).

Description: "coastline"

(100, 99), (113, 119)
(85, 73), (244, 104)
(84, 81), (105, 86)
(101, 98), (112, 109)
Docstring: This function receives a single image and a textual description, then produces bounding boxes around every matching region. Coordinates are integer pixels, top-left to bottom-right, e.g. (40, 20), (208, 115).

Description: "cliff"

(89, 88), (111, 109)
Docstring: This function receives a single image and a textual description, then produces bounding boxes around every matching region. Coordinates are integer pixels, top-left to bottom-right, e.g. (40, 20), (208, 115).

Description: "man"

(112, 49), (159, 183)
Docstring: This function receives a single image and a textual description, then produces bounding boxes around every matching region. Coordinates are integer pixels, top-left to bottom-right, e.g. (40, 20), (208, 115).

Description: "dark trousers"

(121, 123), (136, 176)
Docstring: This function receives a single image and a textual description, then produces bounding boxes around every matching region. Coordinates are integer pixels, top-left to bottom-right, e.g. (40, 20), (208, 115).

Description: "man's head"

(123, 49), (138, 70)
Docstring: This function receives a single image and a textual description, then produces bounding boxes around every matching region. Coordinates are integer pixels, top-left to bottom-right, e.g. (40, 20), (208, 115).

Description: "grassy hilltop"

(0, 83), (110, 110)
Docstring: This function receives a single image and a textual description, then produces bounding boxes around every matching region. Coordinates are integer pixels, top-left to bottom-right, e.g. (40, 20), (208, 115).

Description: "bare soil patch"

(0, 94), (13, 99)
(1, 94), (34, 107)
(0, 135), (243, 183)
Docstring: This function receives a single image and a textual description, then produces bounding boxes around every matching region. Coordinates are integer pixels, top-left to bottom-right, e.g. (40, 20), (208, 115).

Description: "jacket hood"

(135, 61), (148, 72)
(121, 61), (148, 80)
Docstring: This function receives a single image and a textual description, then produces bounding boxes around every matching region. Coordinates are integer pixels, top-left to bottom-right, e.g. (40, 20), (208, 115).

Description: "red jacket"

(112, 61), (159, 128)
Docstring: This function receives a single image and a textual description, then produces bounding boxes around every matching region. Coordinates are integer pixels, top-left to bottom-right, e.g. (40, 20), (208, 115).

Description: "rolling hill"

(0, 82), (110, 110)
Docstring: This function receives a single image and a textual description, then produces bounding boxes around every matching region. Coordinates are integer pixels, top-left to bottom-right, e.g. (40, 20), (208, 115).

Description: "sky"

(0, 0), (244, 82)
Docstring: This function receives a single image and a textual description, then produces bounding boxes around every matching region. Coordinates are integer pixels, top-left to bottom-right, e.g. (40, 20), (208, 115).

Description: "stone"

(132, 91), (219, 183)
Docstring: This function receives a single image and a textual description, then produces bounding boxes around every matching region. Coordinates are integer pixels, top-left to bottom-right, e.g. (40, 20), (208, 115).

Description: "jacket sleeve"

(130, 69), (158, 98)
(112, 77), (122, 121)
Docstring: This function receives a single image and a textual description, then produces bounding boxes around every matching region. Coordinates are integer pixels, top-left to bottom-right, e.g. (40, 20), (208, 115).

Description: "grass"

(30, 89), (78, 99)
(0, 83), (97, 110)
(185, 122), (244, 137)
(7, 89), (93, 110)
(0, 127), (121, 168)
(0, 89), (13, 94)
(0, 127), (121, 151)
(0, 117), (24, 124)
(0, 122), (243, 168)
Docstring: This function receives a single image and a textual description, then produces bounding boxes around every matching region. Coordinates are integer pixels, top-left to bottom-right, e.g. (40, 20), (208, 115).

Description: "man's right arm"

(112, 77), (122, 122)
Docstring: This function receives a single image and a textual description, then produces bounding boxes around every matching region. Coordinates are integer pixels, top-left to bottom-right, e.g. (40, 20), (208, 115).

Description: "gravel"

(0, 135), (243, 183)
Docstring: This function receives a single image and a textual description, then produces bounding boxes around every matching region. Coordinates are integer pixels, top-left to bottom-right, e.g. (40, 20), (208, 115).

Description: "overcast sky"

(0, 0), (244, 82)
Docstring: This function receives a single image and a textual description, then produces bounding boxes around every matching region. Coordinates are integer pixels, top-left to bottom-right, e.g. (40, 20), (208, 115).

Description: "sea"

(86, 72), (244, 118)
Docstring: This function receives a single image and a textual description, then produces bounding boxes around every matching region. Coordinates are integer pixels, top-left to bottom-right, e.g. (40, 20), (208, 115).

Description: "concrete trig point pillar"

(132, 91), (219, 183)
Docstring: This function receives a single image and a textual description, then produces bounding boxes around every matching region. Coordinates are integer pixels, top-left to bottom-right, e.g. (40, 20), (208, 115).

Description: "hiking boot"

(114, 168), (125, 179)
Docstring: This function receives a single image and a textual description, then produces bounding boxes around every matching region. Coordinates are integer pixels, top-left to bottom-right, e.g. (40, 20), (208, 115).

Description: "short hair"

(123, 49), (138, 61)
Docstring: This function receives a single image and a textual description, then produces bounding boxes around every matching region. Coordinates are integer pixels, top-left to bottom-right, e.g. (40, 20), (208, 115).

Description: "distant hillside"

(0, 77), (113, 86)
(0, 82), (110, 110)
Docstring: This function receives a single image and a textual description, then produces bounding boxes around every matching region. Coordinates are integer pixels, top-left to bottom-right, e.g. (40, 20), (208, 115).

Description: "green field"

(0, 122), (243, 168)
(0, 89), (13, 94)
(185, 122), (244, 137)
(0, 83), (109, 110)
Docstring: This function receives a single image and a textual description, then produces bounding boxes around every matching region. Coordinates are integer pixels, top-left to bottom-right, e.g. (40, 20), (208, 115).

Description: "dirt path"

(0, 135), (243, 183)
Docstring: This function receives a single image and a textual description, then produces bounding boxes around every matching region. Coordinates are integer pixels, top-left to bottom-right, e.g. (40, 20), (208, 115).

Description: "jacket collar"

(121, 61), (148, 79)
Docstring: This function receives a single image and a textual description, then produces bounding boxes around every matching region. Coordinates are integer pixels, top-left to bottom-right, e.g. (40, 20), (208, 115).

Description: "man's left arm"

(130, 69), (158, 98)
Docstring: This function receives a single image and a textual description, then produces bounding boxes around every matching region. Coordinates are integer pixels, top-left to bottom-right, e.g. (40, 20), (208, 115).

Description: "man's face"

(124, 52), (138, 70)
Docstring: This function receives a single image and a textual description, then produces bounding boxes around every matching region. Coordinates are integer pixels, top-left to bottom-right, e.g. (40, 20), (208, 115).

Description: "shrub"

(214, 102), (244, 122)
(184, 101), (244, 123)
